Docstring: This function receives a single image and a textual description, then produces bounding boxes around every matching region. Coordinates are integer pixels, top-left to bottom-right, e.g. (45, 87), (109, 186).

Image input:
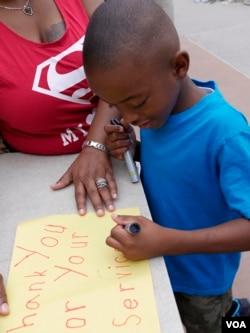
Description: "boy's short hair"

(83, 0), (179, 74)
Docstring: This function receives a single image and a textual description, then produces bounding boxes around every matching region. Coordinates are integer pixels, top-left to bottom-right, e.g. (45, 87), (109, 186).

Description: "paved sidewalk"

(173, 0), (250, 298)
(174, 0), (250, 78)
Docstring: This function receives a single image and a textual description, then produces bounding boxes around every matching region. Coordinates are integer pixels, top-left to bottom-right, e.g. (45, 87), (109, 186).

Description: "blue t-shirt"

(140, 80), (250, 296)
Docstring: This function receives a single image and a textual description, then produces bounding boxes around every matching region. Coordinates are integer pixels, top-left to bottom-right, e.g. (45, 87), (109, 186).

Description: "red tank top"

(0, 0), (97, 155)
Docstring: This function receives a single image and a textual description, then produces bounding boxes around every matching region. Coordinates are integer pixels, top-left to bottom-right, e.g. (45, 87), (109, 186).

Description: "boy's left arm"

(106, 130), (250, 260)
(106, 214), (250, 261)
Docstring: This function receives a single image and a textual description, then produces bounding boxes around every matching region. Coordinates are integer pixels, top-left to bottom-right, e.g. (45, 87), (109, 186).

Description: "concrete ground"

(173, 0), (250, 298)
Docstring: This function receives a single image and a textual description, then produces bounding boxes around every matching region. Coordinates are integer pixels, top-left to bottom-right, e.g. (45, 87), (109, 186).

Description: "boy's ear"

(171, 50), (189, 78)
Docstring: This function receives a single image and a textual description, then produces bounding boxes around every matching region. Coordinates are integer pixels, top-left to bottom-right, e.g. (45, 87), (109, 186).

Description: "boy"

(83, 0), (250, 332)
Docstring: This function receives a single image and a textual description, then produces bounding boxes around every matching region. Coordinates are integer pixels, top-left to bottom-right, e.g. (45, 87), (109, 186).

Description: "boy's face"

(87, 61), (181, 129)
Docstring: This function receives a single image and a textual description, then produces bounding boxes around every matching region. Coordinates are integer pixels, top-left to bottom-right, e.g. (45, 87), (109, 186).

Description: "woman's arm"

(81, 0), (104, 17)
(52, 101), (121, 216)
(52, 1), (121, 216)
(0, 135), (9, 154)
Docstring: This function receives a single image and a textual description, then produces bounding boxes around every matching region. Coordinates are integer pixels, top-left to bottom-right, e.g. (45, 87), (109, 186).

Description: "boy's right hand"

(104, 120), (136, 160)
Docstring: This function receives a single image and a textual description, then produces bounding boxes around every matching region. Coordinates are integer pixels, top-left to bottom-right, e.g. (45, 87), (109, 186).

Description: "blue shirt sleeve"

(219, 130), (250, 219)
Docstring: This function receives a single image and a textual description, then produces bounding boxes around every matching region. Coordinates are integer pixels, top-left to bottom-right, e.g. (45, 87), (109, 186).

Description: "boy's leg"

(174, 289), (232, 333)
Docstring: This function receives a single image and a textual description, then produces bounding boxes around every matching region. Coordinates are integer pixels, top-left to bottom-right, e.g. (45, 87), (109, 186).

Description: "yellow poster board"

(0, 208), (161, 333)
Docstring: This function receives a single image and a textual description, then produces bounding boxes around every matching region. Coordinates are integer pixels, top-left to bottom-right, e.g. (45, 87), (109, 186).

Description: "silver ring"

(95, 178), (108, 190)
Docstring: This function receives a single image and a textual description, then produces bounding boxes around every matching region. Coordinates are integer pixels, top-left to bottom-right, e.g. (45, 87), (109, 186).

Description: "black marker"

(124, 222), (141, 235)
(110, 119), (140, 183)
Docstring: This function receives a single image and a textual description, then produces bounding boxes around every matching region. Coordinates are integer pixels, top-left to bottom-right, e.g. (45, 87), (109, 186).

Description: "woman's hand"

(0, 275), (9, 316)
(51, 148), (117, 216)
(52, 101), (121, 216)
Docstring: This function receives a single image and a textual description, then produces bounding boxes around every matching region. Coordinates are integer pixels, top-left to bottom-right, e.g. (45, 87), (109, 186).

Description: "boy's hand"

(104, 120), (136, 160)
(106, 214), (168, 260)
